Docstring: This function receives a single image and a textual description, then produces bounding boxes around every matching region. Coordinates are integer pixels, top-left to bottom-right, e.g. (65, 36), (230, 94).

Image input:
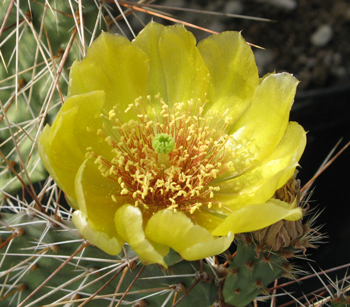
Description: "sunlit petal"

(213, 121), (306, 209)
(216, 73), (299, 181)
(198, 31), (259, 128)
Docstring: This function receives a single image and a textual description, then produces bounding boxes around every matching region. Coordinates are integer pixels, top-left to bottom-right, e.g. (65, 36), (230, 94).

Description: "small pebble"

(208, 20), (225, 33)
(224, 1), (244, 15)
(255, 49), (274, 67)
(254, 49), (274, 74)
(162, 0), (185, 8)
(311, 24), (333, 47)
(263, 0), (297, 10)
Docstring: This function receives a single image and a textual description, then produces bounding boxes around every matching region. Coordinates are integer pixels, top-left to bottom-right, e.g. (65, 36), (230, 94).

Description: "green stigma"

(152, 133), (175, 154)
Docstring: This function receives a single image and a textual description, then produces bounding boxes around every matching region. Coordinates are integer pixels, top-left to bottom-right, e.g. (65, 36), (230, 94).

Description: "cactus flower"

(38, 22), (306, 267)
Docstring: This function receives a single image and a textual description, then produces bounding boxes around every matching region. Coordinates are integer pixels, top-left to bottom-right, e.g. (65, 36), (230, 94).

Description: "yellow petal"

(38, 91), (106, 200)
(132, 22), (167, 100)
(212, 199), (302, 236)
(75, 158), (121, 238)
(145, 210), (234, 261)
(180, 233), (234, 260)
(68, 32), (150, 119)
(72, 210), (124, 255)
(197, 31), (259, 127)
(114, 205), (169, 267)
(65, 194), (79, 210)
(217, 73), (299, 181)
(38, 124), (72, 200)
(158, 24), (210, 106)
(213, 121), (306, 209)
(191, 208), (226, 233)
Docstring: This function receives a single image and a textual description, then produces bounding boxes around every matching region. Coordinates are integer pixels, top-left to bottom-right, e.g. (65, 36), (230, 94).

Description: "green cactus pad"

(223, 237), (287, 307)
(0, 212), (218, 306)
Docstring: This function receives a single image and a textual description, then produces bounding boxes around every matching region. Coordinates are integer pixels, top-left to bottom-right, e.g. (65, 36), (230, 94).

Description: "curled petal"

(75, 158), (121, 237)
(73, 210), (124, 255)
(145, 210), (234, 261)
(191, 209), (227, 233)
(114, 205), (169, 267)
(212, 199), (302, 236)
(38, 91), (106, 200)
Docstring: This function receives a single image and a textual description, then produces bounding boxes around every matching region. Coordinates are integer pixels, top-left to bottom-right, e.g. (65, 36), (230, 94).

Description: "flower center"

(152, 133), (175, 154)
(152, 133), (174, 169)
(89, 95), (232, 214)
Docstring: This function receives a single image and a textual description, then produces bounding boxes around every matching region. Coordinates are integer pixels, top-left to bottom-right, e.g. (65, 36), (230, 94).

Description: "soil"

(166, 0), (350, 91)
(223, 0), (350, 91)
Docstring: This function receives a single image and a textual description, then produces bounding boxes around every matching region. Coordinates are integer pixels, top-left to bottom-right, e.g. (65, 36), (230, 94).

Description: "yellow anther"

(167, 204), (178, 211)
(109, 110), (116, 120)
(109, 165), (116, 175)
(189, 207), (196, 214)
(169, 198), (176, 204)
(94, 156), (102, 164)
(211, 169), (219, 178)
(121, 189), (129, 195)
(105, 136), (113, 146)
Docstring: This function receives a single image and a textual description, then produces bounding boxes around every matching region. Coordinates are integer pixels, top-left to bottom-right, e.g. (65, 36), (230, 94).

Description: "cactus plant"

(1, 1), (349, 307)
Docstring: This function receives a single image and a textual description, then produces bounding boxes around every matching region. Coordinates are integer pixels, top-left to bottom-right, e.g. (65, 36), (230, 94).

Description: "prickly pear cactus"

(0, 0), (104, 195)
(0, 211), (219, 306)
(1, 1), (347, 307)
(0, 175), (318, 306)
(223, 236), (287, 307)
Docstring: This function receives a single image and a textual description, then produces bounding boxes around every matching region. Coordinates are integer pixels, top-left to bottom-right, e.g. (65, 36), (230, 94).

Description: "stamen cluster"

(89, 95), (233, 214)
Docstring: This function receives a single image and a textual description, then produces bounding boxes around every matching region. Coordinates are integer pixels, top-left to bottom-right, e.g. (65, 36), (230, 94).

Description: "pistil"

(152, 133), (175, 169)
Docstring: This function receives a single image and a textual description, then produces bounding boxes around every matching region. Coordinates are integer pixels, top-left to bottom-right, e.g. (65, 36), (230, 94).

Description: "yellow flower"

(38, 22), (306, 267)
